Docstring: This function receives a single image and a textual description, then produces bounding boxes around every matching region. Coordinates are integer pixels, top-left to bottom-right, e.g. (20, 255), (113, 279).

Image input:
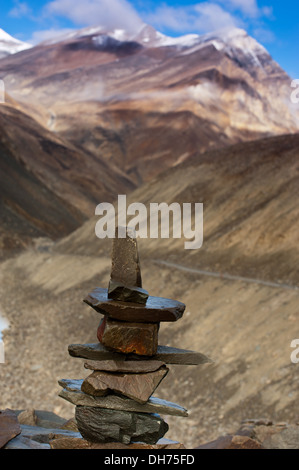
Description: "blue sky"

(0, 0), (298, 77)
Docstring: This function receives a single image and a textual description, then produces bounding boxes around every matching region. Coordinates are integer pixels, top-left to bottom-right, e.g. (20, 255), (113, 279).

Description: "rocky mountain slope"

(57, 132), (299, 286)
(0, 133), (298, 447)
(0, 100), (133, 258)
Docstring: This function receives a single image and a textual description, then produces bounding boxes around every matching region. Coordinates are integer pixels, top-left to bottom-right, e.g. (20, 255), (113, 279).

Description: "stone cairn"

(58, 227), (212, 448)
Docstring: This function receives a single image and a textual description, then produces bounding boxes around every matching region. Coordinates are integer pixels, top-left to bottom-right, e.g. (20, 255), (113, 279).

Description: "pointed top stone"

(110, 226), (142, 288)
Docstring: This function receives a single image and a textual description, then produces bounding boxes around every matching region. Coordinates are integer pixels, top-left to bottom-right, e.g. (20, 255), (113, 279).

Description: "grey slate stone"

(68, 342), (213, 365)
(75, 406), (169, 444)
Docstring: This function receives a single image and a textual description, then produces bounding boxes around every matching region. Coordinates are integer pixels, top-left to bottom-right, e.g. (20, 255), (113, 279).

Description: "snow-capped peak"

(28, 23), (271, 72)
(0, 28), (18, 43)
(39, 25), (141, 46)
(151, 27), (268, 54)
(160, 27), (271, 70)
(207, 27), (268, 55)
(131, 25), (269, 60)
(0, 28), (32, 58)
(137, 25), (200, 48)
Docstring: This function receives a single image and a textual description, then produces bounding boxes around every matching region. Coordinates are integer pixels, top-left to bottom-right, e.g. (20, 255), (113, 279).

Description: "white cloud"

(44, 0), (143, 33)
(219, 0), (260, 18)
(145, 2), (240, 35)
(27, 0), (275, 49)
(9, 1), (32, 18)
(261, 6), (274, 18)
(218, 0), (274, 19)
(28, 28), (76, 45)
(253, 27), (275, 43)
(194, 3), (241, 30)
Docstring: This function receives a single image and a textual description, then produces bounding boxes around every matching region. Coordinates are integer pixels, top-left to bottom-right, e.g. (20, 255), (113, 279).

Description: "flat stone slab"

(17, 408), (37, 426)
(97, 317), (159, 356)
(69, 342), (213, 365)
(19, 424), (82, 444)
(75, 406), (168, 444)
(58, 380), (188, 417)
(84, 359), (166, 373)
(81, 366), (169, 404)
(15, 409), (69, 430)
(5, 435), (51, 449)
(84, 288), (185, 323)
(0, 409), (21, 448)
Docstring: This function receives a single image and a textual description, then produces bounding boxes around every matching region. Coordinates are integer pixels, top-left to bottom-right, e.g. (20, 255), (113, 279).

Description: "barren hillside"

(0, 133), (298, 447)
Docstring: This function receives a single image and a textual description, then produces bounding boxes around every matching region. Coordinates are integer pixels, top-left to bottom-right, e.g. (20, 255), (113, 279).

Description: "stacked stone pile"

(58, 227), (212, 448)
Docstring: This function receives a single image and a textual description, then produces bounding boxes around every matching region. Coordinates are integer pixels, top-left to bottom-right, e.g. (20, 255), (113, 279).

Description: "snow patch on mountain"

(40, 25), (140, 45)
(0, 28), (32, 57)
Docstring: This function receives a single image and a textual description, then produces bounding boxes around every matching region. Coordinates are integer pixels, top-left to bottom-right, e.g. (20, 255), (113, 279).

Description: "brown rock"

(250, 423), (299, 449)
(96, 316), (106, 343)
(197, 434), (263, 449)
(60, 418), (79, 432)
(81, 366), (169, 404)
(17, 408), (38, 426)
(84, 288), (185, 323)
(50, 437), (185, 449)
(196, 435), (233, 449)
(84, 359), (166, 373)
(230, 420), (299, 450)
(97, 317), (159, 356)
(230, 435), (263, 449)
(50, 437), (91, 449)
(110, 226), (142, 288)
(128, 438), (185, 449)
(0, 409), (21, 448)
(22, 410), (68, 429)
(108, 279), (149, 304)
(81, 372), (109, 397)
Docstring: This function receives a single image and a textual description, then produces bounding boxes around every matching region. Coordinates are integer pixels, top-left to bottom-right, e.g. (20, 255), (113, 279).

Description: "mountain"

(0, 24), (298, 255)
(0, 100), (134, 258)
(0, 25), (297, 187)
(0, 28), (31, 59)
